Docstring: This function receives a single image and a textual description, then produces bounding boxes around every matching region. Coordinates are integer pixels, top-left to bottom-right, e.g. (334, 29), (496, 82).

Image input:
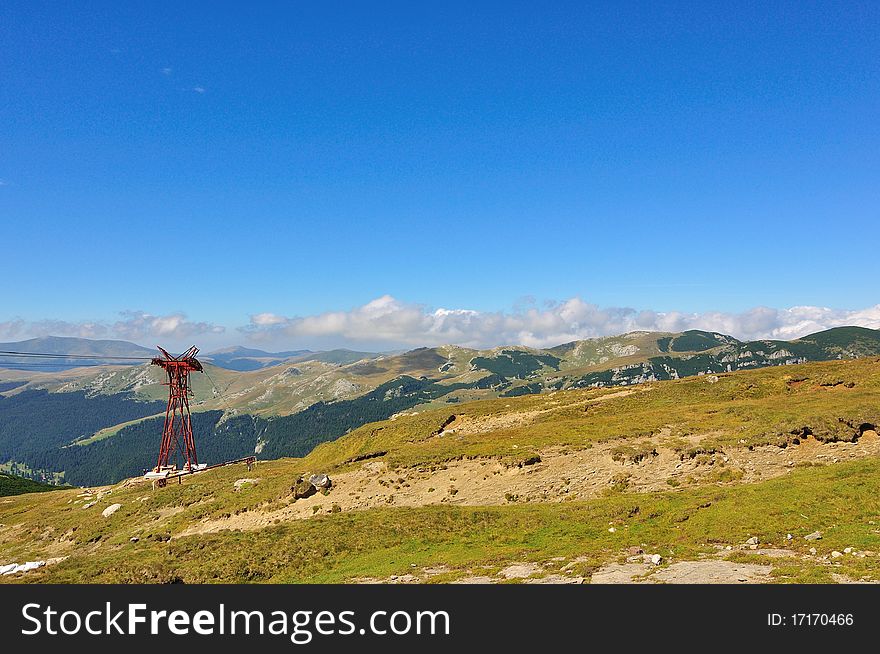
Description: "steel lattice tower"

(151, 346), (203, 472)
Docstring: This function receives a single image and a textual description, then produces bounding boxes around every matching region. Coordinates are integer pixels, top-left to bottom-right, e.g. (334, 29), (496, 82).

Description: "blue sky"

(1, 2), (879, 350)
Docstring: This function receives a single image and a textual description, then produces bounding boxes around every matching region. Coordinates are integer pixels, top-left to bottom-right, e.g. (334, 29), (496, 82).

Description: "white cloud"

(0, 318), (108, 341)
(111, 311), (225, 341)
(240, 296), (880, 350)
(0, 311), (224, 346)
(250, 312), (287, 327)
(161, 67), (173, 76)
(0, 319), (27, 340)
(4, 299), (879, 353)
(193, 86), (206, 94)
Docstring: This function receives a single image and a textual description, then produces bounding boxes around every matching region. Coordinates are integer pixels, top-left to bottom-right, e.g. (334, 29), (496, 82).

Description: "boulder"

(649, 554), (663, 565)
(292, 476), (317, 499)
(804, 531), (822, 541)
(309, 473), (332, 489)
(102, 503), (122, 518)
(745, 536), (759, 546)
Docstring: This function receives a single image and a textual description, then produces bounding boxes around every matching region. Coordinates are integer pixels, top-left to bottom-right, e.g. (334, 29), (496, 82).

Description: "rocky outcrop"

(292, 473), (333, 499)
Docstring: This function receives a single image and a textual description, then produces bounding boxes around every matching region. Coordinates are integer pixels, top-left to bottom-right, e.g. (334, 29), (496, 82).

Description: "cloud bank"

(3, 298), (879, 351)
(240, 295), (880, 350)
(0, 311), (225, 346)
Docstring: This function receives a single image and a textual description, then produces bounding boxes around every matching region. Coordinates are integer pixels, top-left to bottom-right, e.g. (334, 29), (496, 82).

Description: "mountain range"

(0, 337), (380, 373)
(1, 326), (879, 486)
(0, 336), (156, 372)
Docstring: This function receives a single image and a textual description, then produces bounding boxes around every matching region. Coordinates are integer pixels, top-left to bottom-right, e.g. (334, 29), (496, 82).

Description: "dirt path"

(175, 431), (880, 538)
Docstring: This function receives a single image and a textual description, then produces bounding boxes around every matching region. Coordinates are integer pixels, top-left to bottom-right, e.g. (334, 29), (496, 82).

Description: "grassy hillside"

(301, 357), (880, 471)
(3, 326), (880, 488)
(2, 357), (879, 583)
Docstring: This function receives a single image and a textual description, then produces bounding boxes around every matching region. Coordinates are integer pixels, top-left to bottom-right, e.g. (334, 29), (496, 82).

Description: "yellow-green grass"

(303, 358), (880, 472)
(1, 456), (878, 583)
(3, 357), (880, 583)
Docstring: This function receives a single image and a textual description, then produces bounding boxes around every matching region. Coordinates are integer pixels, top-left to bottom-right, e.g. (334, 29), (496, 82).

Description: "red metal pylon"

(151, 345), (203, 472)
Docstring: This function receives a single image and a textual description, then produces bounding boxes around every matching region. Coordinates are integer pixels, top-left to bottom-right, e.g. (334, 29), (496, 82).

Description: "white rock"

(233, 478), (259, 491)
(309, 473), (332, 489)
(608, 527), (616, 533)
(102, 503), (122, 518)
(831, 551), (843, 559)
(649, 554), (663, 565)
(844, 547), (853, 554)
(4, 561), (45, 575)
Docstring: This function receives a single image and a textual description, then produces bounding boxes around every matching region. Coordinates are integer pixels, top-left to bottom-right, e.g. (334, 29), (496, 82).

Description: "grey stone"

(309, 473), (332, 489)
(102, 503), (122, 518)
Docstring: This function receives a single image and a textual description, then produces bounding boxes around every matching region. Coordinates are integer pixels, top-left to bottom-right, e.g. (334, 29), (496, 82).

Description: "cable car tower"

(151, 346), (203, 473)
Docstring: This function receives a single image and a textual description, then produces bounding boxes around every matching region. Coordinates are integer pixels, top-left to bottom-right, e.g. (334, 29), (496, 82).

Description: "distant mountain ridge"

(0, 336), (156, 357)
(2, 326), (880, 487)
(3, 326), (879, 381)
(0, 337), (382, 373)
(0, 336), (156, 372)
(200, 347), (382, 371)
(202, 346), (314, 371)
